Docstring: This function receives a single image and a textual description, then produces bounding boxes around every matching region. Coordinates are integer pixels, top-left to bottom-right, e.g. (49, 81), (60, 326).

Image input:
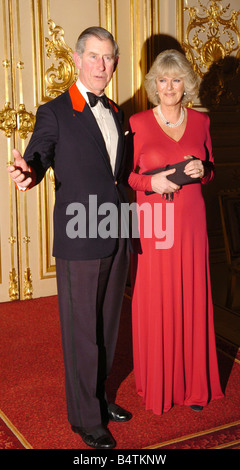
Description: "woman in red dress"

(128, 50), (224, 415)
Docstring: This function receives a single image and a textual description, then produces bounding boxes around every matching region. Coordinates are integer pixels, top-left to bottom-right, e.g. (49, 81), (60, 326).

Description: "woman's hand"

(151, 168), (180, 195)
(184, 155), (204, 179)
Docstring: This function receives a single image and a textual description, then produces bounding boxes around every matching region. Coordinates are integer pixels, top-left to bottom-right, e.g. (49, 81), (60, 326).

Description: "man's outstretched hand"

(7, 149), (33, 189)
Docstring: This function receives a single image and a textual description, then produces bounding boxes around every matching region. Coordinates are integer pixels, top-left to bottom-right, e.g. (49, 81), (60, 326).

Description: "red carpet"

(0, 294), (239, 454)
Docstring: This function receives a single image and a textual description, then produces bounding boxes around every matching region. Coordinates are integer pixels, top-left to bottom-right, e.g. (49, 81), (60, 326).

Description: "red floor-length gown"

(128, 107), (224, 415)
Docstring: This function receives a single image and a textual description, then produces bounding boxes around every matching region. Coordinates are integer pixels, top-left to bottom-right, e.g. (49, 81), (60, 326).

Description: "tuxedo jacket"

(24, 83), (128, 260)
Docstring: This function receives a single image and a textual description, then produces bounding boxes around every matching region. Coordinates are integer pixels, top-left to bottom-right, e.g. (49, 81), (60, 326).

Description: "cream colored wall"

(0, 0), (240, 301)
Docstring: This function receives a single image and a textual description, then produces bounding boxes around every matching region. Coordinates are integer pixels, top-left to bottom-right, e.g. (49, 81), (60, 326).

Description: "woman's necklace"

(157, 105), (185, 128)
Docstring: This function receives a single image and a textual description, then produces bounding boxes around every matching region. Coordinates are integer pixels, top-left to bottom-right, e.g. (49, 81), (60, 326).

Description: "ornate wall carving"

(44, 20), (77, 98)
(180, 0), (240, 77)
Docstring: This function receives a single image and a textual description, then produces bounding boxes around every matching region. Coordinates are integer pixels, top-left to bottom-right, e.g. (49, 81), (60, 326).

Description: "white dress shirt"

(76, 79), (119, 173)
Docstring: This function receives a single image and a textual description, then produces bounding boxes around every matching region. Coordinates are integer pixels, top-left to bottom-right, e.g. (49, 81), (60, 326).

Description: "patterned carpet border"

(144, 420), (240, 450)
(0, 410), (32, 449)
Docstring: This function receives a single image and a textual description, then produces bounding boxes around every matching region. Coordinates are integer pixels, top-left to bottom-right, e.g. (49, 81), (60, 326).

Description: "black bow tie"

(87, 92), (110, 109)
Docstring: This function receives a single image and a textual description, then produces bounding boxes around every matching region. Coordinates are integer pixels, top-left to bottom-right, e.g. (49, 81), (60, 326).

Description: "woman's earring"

(183, 92), (186, 96)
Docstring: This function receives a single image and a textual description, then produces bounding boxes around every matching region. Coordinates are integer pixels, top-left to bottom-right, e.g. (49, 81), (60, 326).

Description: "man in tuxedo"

(7, 26), (131, 449)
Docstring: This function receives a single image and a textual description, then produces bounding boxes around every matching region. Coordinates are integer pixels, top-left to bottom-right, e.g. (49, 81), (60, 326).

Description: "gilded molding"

(38, 175), (56, 280)
(46, 167), (55, 191)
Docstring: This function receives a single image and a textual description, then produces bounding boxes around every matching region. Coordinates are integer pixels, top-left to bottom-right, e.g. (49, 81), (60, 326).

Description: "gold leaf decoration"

(9, 268), (18, 301)
(45, 19), (77, 98)
(24, 267), (33, 300)
(0, 103), (17, 137)
(17, 104), (36, 139)
(0, 102), (36, 139)
(202, 38), (225, 66)
(183, 0), (240, 77)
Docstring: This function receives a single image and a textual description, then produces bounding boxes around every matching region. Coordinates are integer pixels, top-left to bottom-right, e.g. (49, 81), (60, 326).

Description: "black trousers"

(56, 238), (129, 430)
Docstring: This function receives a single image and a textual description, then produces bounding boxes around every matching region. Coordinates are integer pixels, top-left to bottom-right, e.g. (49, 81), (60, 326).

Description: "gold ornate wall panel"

(1, 0), (240, 301)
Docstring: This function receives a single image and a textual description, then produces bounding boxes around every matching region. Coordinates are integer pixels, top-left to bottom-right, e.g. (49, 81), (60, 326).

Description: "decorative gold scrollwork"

(24, 267), (33, 300)
(183, 0), (240, 77)
(0, 102), (17, 138)
(0, 102), (36, 139)
(17, 104), (36, 139)
(45, 19), (77, 98)
(9, 268), (18, 301)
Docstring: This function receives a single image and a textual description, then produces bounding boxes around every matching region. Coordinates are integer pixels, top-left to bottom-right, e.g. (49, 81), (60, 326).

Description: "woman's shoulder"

(129, 109), (153, 128)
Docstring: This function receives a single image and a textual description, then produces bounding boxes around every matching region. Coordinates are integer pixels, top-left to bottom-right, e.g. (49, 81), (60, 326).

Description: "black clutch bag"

(143, 158), (200, 195)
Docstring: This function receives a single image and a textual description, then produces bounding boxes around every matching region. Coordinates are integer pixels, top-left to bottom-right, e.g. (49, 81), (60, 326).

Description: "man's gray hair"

(75, 26), (119, 59)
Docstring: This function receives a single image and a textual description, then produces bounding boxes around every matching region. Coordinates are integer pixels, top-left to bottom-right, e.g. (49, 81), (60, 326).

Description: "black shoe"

(108, 403), (132, 422)
(71, 425), (116, 449)
(190, 405), (203, 412)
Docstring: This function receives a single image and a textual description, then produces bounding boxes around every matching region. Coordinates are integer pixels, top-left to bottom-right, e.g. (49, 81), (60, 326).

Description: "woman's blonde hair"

(144, 49), (200, 107)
